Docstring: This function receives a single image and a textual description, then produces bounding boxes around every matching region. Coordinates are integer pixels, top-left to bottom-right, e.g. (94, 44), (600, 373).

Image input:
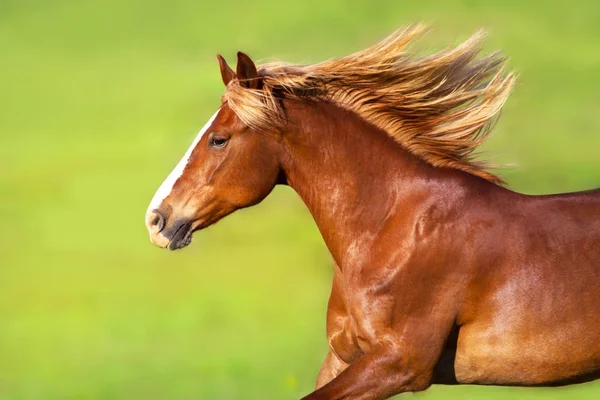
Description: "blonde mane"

(224, 25), (516, 184)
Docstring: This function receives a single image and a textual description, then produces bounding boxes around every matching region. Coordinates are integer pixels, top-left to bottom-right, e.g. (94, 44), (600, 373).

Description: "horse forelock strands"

(223, 24), (516, 184)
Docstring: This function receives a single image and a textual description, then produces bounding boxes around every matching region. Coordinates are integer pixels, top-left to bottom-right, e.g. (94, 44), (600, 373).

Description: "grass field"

(1, 1), (600, 399)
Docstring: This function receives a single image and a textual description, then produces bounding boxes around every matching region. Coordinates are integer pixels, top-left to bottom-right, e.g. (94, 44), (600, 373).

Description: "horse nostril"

(149, 210), (165, 232)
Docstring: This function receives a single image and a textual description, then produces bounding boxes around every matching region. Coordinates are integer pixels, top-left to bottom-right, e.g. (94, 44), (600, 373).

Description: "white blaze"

(147, 108), (221, 213)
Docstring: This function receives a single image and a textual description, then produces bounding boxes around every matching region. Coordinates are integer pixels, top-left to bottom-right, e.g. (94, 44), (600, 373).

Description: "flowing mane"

(223, 25), (516, 184)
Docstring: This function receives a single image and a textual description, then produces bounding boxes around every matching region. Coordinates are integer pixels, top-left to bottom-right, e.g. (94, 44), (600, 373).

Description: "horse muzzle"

(145, 209), (193, 250)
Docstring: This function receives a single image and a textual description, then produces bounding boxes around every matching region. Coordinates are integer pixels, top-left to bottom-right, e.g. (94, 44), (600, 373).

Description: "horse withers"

(145, 25), (600, 399)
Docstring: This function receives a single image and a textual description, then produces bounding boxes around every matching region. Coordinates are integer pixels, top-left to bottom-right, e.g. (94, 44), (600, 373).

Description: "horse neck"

(279, 101), (438, 267)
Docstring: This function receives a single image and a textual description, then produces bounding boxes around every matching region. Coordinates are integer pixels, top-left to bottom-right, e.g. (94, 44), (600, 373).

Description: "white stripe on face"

(147, 108), (221, 214)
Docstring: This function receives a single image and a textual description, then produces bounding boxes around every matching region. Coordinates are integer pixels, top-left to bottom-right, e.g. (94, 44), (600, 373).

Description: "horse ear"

(236, 51), (261, 89)
(217, 54), (235, 86)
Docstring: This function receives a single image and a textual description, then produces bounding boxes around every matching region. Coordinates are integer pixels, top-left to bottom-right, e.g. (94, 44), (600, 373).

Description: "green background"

(1, 0), (599, 398)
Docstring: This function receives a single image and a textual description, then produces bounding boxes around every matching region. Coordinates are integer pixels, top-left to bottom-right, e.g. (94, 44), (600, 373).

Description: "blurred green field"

(1, 1), (600, 399)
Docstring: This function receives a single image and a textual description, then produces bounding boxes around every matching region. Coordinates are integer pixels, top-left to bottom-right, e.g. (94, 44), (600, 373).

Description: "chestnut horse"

(145, 26), (600, 399)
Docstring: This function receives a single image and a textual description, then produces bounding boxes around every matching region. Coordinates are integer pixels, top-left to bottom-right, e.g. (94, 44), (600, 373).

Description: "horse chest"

(328, 316), (362, 364)
(326, 287), (389, 364)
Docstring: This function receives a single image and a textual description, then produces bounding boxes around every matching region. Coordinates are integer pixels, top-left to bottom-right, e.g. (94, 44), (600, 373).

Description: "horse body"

(280, 101), (600, 392)
(145, 26), (600, 399)
(454, 189), (600, 385)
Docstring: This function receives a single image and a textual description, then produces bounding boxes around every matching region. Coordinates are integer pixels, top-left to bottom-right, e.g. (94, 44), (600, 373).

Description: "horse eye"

(209, 136), (228, 148)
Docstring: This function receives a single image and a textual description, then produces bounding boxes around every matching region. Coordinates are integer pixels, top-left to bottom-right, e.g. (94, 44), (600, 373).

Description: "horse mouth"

(167, 222), (193, 251)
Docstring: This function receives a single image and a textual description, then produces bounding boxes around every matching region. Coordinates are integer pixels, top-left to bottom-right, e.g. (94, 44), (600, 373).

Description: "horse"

(144, 25), (600, 399)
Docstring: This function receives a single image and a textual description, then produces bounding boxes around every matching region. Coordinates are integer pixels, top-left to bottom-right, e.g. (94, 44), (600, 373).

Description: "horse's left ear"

(236, 51), (261, 89)
(217, 54), (236, 86)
